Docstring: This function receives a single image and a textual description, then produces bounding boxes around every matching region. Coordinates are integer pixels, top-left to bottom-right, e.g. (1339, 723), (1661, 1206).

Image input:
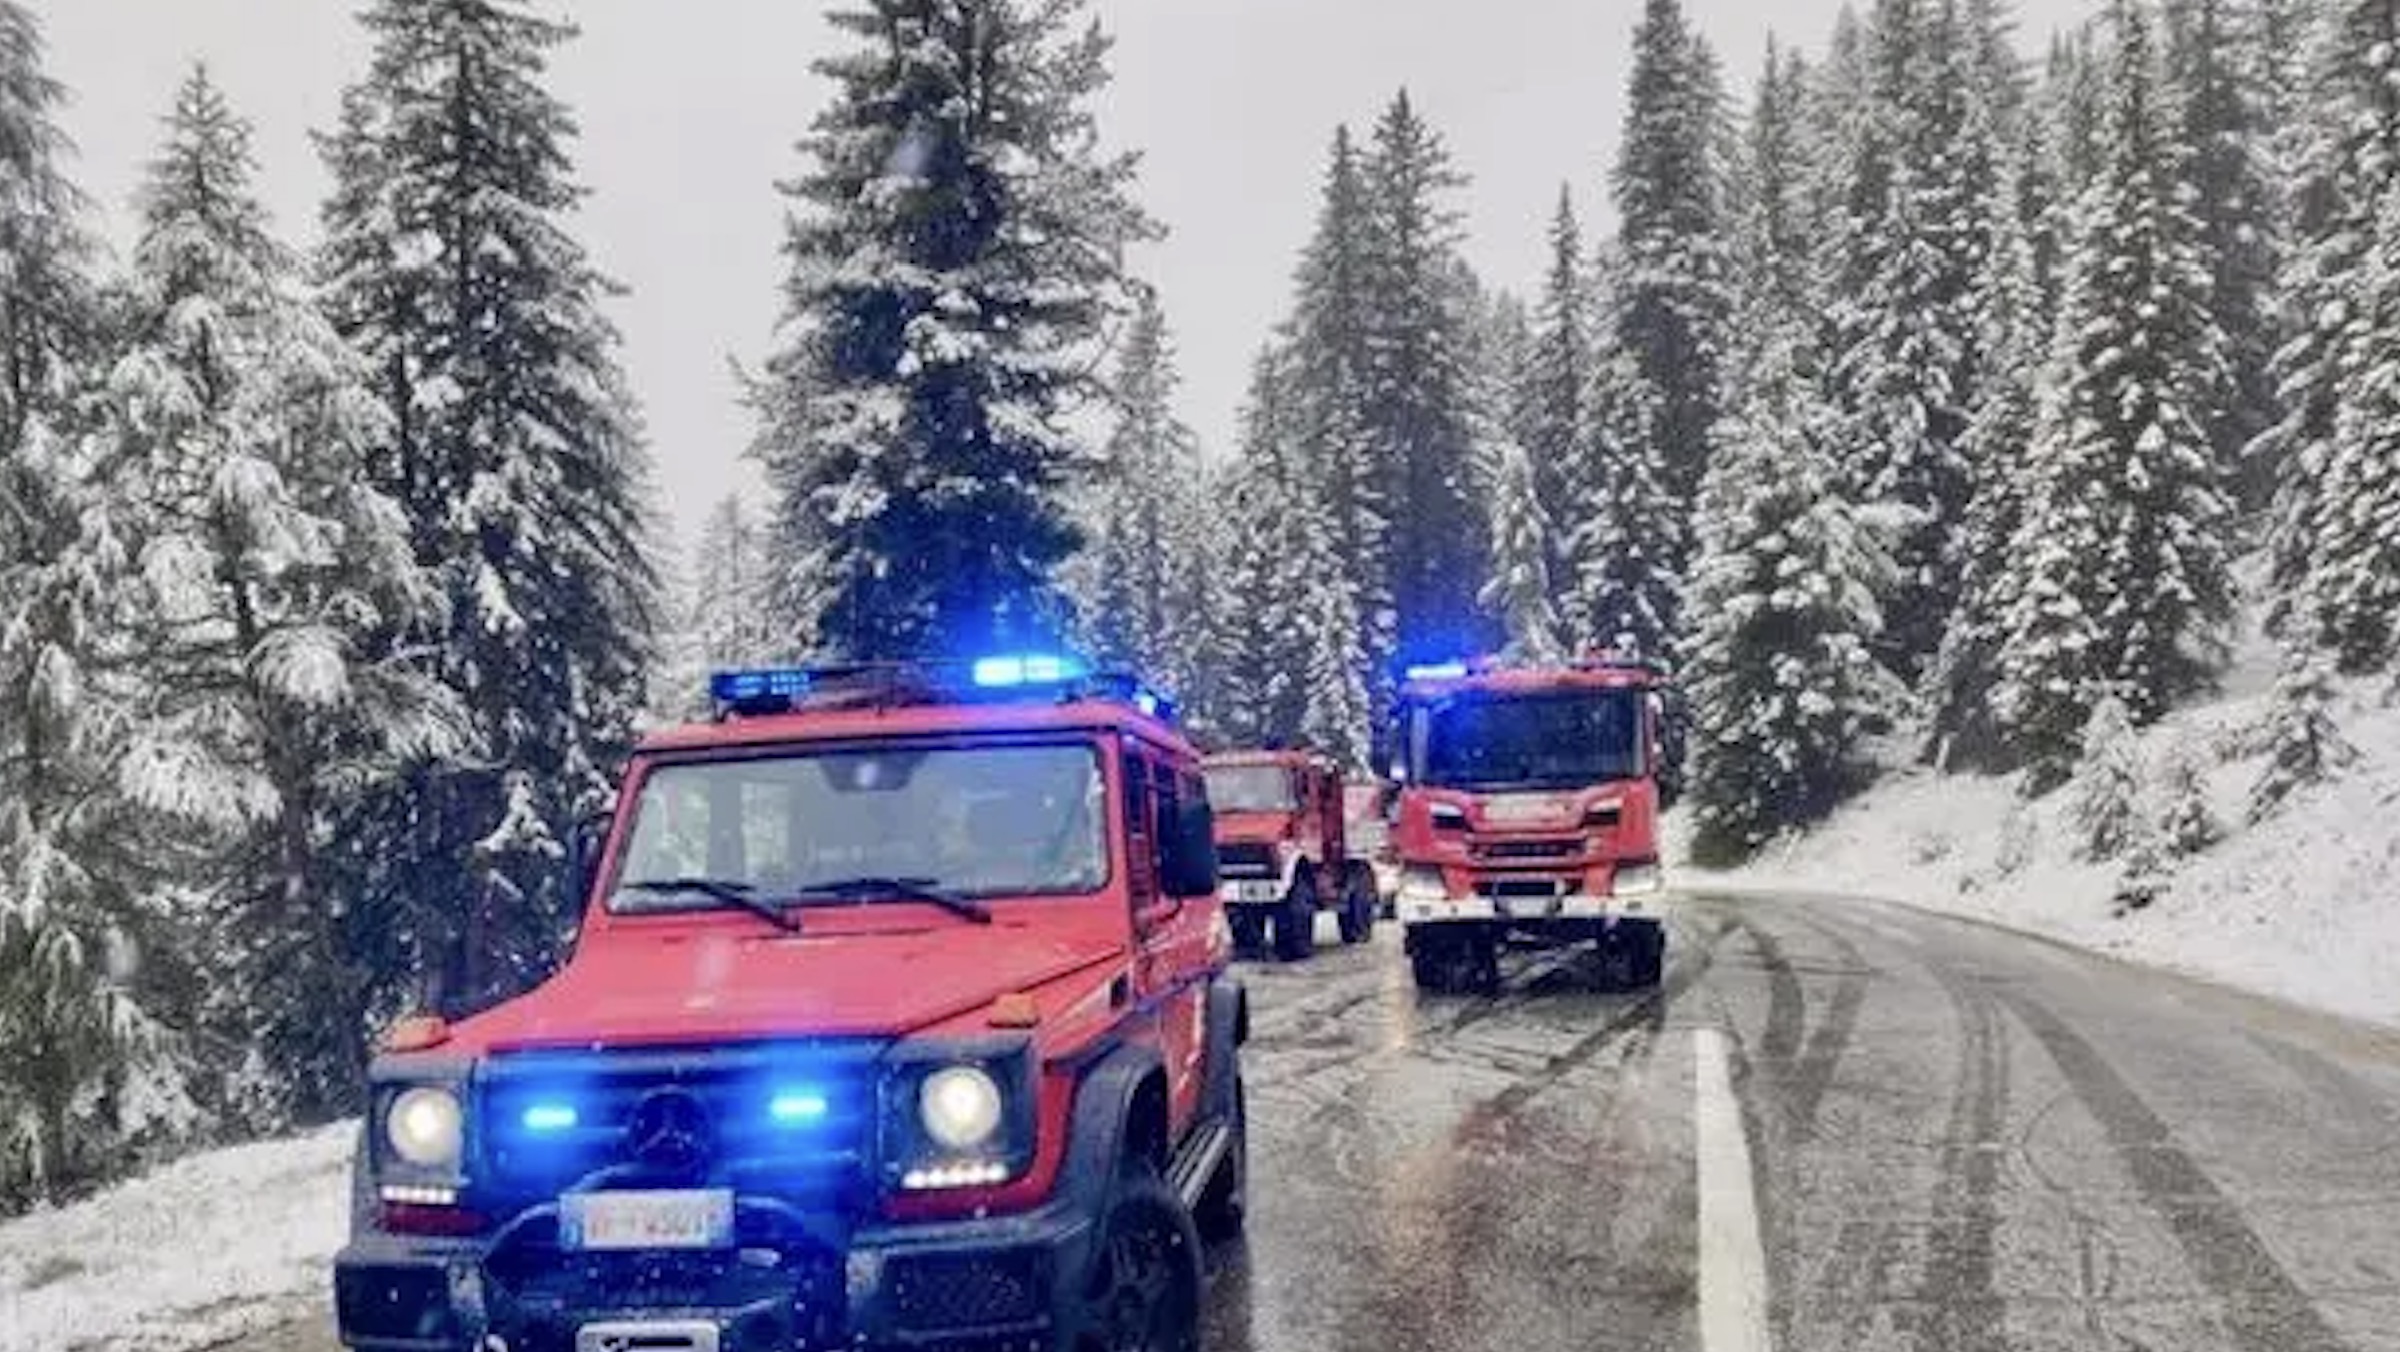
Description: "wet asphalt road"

(244, 890), (2400, 1352)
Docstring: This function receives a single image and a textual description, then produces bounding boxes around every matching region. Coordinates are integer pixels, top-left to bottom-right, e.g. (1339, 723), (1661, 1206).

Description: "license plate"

(1230, 881), (1281, 903)
(561, 1189), (734, 1251)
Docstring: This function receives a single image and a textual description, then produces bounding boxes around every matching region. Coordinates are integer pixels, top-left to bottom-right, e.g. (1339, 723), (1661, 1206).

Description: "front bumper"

(335, 1192), (1098, 1352)
(1398, 888), (1663, 928)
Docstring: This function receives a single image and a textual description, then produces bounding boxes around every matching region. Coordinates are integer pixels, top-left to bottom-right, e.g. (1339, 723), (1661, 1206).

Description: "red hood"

(444, 920), (1124, 1054)
(1214, 810), (1300, 845)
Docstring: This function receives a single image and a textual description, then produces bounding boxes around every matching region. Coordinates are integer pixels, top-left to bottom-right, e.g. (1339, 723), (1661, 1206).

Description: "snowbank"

(1682, 672), (2400, 1030)
(0, 1123), (353, 1352)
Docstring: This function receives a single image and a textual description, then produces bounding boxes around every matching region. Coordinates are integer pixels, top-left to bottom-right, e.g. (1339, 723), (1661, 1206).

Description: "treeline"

(0, 0), (656, 1204)
(692, 0), (2400, 870)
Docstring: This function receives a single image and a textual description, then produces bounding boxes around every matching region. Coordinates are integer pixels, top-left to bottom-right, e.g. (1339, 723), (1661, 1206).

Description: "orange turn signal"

(987, 992), (1041, 1029)
(380, 1013), (452, 1053)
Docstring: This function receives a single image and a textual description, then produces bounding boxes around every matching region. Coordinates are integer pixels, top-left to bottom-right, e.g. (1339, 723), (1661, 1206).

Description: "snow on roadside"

(1678, 674), (2400, 1030)
(0, 1123), (353, 1352)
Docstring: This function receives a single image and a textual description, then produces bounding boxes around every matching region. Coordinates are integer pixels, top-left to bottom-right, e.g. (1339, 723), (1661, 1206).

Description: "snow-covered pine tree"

(1611, 0), (1735, 520)
(0, 0), (180, 1202)
(1279, 126), (1390, 707)
(1525, 188), (1591, 540)
(755, 0), (1152, 660)
(1363, 90), (1489, 669)
(1565, 320), (1681, 658)
(1079, 289), (1203, 687)
(1213, 350), (1313, 747)
(316, 0), (660, 1010)
(657, 492), (784, 722)
(1685, 319), (1900, 866)
(2248, 642), (2356, 821)
(1733, 39), (1816, 327)
(2293, 169), (2400, 672)
(1822, 0), (2007, 683)
(1476, 428), (1562, 664)
(103, 69), (459, 1116)
(2164, 0), (2286, 503)
(2152, 733), (2219, 856)
(1927, 131), (2049, 768)
(1993, 0), (2234, 786)
(2068, 691), (2141, 860)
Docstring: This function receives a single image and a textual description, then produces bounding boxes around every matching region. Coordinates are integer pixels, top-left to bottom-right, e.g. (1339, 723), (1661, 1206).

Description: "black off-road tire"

(1227, 908), (1267, 957)
(1271, 871), (1317, 962)
(1336, 864), (1375, 945)
(1075, 1159), (1204, 1352)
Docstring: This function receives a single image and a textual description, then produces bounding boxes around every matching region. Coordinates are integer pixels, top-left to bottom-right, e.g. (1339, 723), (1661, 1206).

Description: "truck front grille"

(1217, 842), (1278, 878)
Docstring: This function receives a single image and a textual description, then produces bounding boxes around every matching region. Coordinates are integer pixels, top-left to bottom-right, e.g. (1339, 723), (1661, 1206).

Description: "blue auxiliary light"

(1406, 661), (1471, 682)
(770, 1091), (830, 1124)
(971, 653), (1086, 688)
(522, 1103), (579, 1132)
(712, 668), (813, 704)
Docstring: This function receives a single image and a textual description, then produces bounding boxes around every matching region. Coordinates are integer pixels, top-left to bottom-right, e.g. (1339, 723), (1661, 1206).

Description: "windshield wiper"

(791, 876), (994, 926)
(617, 876), (804, 934)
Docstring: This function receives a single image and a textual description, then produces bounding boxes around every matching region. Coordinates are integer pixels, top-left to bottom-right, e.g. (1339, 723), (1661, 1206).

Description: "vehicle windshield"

(610, 743), (1108, 908)
(1205, 764), (1299, 812)
(1416, 691), (1642, 792)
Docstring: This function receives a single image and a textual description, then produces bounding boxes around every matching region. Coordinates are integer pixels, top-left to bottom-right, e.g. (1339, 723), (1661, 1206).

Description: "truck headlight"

(1429, 802), (1468, 830)
(1614, 862), (1663, 896)
(920, 1065), (1004, 1151)
(386, 1086), (464, 1170)
(1398, 867), (1449, 903)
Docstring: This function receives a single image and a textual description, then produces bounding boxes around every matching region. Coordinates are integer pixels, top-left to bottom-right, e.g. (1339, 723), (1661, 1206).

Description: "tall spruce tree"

(755, 0), (1153, 661)
(105, 70), (457, 1115)
(1363, 90), (1489, 669)
(1993, 0), (2234, 783)
(1477, 427), (1562, 663)
(1565, 302), (1681, 656)
(316, 0), (659, 1009)
(1822, 0), (2007, 682)
(2165, 0), (2285, 501)
(1611, 0), (1734, 519)
(1525, 188), (1591, 538)
(2298, 170), (2400, 669)
(1686, 319), (1900, 865)
(0, 0), (164, 1201)
(1080, 290), (1204, 688)
(1282, 125), (1388, 695)
(1215, 350), (1313, 746)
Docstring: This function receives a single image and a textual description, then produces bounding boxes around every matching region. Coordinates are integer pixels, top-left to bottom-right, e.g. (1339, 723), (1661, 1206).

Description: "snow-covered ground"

(0, 1123), (352, 1352)
(1681, 660), (2400, 1031)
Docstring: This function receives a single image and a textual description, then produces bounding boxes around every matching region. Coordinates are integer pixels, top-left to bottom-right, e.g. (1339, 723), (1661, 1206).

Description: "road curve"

(232, 891), (2400, 1352)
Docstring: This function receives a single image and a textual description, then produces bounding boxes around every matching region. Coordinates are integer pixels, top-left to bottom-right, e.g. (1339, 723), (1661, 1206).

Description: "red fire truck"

(1201, 750), (1377, 961)
(1383, 653), (1673, 994)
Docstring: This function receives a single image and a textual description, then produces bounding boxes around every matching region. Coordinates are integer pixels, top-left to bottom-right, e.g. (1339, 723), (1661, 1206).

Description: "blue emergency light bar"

(708, 655), (1179, 724)
(1405, 661), (1472, 682)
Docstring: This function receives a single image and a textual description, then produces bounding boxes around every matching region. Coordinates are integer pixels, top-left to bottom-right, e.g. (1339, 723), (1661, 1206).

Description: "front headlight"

(1429, 802), (1468, 830)
(386, 1086), (464, 1170)
(920, 1065), (1004, 1151)
(1398, 867), (1449, 902)
(1614, 862), (1664, 896)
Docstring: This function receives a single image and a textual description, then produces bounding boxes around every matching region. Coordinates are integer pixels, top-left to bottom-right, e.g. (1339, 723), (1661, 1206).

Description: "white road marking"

(1695, 1027), (1773, 1352)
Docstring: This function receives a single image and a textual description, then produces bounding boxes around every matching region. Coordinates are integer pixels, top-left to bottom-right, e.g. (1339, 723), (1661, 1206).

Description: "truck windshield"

(1416, 691), (1642, 792)
(609, 742), (1108, 910)
(1205, 765), (1298, 812)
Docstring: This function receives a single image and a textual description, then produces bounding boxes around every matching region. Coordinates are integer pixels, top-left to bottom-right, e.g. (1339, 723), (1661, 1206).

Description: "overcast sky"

(36, 0), (2085, 557)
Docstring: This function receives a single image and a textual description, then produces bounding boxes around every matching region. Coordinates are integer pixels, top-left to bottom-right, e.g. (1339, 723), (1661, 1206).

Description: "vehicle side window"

(1123, 743), (1158, 909)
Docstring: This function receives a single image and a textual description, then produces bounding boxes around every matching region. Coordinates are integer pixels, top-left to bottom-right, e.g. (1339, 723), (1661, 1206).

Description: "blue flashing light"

(971, 653), (1087, 688)
(522, 1103), (579, 1133)
(1406, 661), (1471, 682)
(770, 1091), (830, 1124)
(1133, 690), (1161, 717)
(712, 668), (813, 704)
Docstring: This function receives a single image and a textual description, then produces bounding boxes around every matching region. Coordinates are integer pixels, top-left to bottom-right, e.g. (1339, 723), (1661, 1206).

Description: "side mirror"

(564, 810), (612, 912)
(1157, 797), (1219, 899)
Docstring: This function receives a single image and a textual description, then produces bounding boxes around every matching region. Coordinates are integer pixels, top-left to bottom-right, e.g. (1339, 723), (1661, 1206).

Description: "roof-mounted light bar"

(707, 655), (1179, 724)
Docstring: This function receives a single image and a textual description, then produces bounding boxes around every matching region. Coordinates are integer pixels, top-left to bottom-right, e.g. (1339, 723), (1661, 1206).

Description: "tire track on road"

(1907, 952), (2013, 1352)
(2000, 989), (2359, 1352)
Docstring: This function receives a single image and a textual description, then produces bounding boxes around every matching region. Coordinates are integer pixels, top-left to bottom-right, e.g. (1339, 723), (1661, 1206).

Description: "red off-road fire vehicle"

(335, 656), (1246, 1352)
(1199, 750), (1377, 961)
(1384, 653), (1673, 994)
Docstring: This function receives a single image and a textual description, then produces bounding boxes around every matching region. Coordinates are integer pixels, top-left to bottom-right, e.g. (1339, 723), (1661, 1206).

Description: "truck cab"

(334, 656), (1246, 1352)
(1200, 750), (1377, 961)
(1384, 653), (1672, 993)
